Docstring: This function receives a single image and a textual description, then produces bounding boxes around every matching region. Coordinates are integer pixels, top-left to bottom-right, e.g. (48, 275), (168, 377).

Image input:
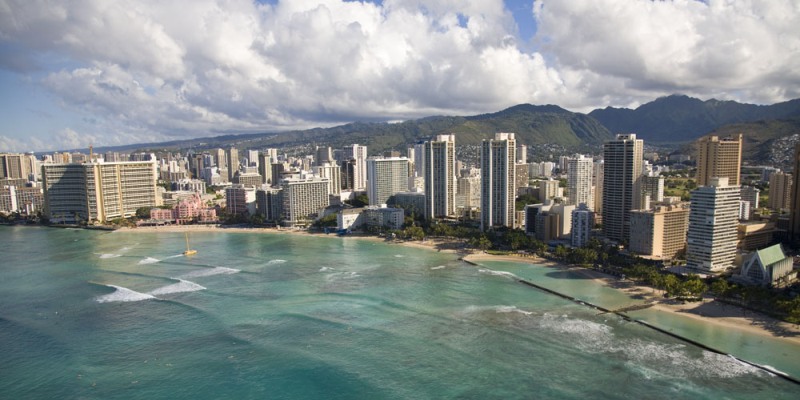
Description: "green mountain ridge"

(589, 94), (800, 143)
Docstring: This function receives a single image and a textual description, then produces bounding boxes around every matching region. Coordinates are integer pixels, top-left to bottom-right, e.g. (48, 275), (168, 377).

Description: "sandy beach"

(117, 225), (800, 345)
(462, 252), (800, 346)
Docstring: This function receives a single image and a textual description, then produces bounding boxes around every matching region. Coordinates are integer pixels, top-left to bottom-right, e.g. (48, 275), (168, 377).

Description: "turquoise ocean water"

(1, 226), (798, 399)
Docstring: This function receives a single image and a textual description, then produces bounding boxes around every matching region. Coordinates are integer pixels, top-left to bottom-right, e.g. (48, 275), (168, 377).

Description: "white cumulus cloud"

(0, 0), (797, 151)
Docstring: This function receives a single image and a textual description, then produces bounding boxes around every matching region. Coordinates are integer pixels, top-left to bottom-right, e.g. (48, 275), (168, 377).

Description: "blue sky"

(1, 0), (798, 152)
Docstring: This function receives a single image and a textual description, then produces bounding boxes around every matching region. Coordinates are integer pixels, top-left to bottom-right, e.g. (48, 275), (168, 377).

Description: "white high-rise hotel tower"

(568, 154), (593, 208)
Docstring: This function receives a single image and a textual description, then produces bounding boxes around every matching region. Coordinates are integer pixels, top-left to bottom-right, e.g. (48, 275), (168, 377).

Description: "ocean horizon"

(1, 225), (798, 399)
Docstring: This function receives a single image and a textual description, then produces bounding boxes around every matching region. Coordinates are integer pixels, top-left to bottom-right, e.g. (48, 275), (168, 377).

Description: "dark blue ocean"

(1, 226), (797, 399)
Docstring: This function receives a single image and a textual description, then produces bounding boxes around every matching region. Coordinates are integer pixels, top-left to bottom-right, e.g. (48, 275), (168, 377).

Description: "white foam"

(430, 265), (447, 270)
(149, 279), (206, 296)
(165, 254), (184, 259)
(319, 267), (335, 272)
(325, 271), (360, 281)
(95, 285), (155, 303)
(181, 267), (240, 279)
(463, 305), (534, 316)
(99, 253), (122, 259)
(138, 257), (160, 265)
(267, 259), (287, 265)
(394, 254), (404, 258)
(478, 268), (519, 280)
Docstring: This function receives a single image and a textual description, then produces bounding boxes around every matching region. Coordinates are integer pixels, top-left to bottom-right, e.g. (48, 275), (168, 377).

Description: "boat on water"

(183, 232), (197, 256)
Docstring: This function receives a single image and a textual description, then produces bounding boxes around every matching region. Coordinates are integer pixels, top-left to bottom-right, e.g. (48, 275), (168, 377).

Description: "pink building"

(148, 194), (218, 224)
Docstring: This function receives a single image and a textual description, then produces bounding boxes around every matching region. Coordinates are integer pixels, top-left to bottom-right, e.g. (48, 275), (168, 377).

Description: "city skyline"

(1, 0), (799, 153)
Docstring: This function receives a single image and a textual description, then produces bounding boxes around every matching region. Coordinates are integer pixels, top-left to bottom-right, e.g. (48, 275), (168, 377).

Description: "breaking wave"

(430, 265), (447, 270)
(478, 268), (520, 280)
(95, 285), (155, 303)
(149, 280), (206, 296)
(180, 267), (240, 279)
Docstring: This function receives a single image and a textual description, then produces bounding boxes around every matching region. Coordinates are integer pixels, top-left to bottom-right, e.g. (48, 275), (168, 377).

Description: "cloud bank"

(0, 0), (798, 151)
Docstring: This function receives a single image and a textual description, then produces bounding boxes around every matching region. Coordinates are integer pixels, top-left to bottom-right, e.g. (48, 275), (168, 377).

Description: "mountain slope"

(589, 95), (800, 143)
(205, 104), (613, 154)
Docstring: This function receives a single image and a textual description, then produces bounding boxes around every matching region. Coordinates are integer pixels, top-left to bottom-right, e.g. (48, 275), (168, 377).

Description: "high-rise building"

(602, 134), (643, 242)
(593, 160), (604, 219)
(456, 174), (481, 209)
(740, 185), (760, 218)
(0, 153), (31, 180)
(768, 171), (792, 211)
(343, 144), (368, 190)
(634, 175), (664, 210)
(366, 157), (409, 206)
(516, 144), (527, 164)
(258, 152), (273, 184)
(571, 204), (594, 247)
(314, 146), (334, 167)
(567, 155), (593, 208)
(696, 134), (742, 187)
(515, 164), (529, 190)
(313, 162), (341, 196)
(481, 133), (516, 231)
(526, 201), (574, 242)
(256, 187), (283, 222)
(686, 177), (740, 273)
(226, 147), (239, 182)
(790, 144), (800, 245)
(423, 134), (456, 219)
(629, 205), (689, 260)
(539, 178), (560, 202)
(42, 161), (158, 223)
(279, 177), (330, 226)
(225, 184), (257, 216)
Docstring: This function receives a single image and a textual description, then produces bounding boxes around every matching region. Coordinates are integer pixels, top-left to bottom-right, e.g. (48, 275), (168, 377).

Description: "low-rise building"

(739, 244), (795, 286)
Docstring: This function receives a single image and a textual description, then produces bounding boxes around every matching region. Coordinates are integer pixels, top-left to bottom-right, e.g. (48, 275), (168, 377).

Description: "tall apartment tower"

(571, 204), (594, 248)
(790, 144), (800, 245)
(343, 144), (368, 190)
(768, 171), (793, 211)
(258, 152), (273, 184)
(313, 163), (341, 196)
(481, 133), (516, 231)
(314, 146), (334, 167)
(1, 153), (31, 180)
(602, 134), (643, 242)
(696, 134), (743, 187)
(366, 157), (409, 206)
(686, 177), (740, 273)
(226, 147), (239, 182)
(567, 154), (593, 208)
(740, 185), (760, 210)
(593, 160), (604, 219)
(423, 134), (456, 219)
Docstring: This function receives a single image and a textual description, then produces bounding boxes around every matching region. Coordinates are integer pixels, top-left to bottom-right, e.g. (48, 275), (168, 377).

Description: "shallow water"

(1, 226), (797, 399)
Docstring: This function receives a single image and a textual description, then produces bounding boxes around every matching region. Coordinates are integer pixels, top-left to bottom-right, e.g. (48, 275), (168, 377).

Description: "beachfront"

(118, 224), (800, 347)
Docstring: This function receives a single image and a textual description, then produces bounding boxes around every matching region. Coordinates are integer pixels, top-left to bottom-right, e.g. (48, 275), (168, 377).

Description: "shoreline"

(115, 225), (800, 346)
(462, 252), (800, 347)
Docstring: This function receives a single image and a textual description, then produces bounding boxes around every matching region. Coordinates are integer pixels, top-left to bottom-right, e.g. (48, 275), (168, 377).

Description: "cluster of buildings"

(3, 129), (800, 286)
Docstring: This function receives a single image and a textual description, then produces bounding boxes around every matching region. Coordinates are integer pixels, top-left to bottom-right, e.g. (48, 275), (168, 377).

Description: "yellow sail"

(183, 232), (197, 256)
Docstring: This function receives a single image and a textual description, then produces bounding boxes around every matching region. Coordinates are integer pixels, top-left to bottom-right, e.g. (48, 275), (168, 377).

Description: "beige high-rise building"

(366, 157), (409, 206)
(226, 147), (239, 183)
(768, 171), (792, 211)
(696, 134), (742, 187)
(791, 144), (800, 246)
(602, 134), (643, 242)
(42, 161), (158, 223)
(1, 153), (31, 180)
(423, 134), (456, 219)
(629, 205), (689, 260)
(686, 177), (740, 273)
(481, 133), (516, 231)
(343, 144), (368, 190)
(279, 176), (330, 226)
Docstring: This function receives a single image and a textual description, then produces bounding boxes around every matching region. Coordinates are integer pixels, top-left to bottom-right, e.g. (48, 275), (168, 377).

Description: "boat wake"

(95, 285), (155, 303)
(181, 267), (240, 279)
(430, 265), (447, 270)
(138, 257), (161, 265)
